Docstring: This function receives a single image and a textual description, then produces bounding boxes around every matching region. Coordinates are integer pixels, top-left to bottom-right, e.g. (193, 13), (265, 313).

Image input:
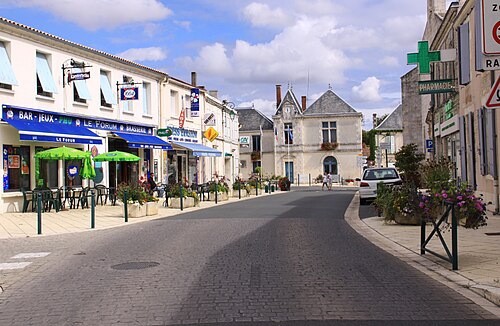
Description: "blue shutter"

(475, 0), (484, 71)
(100, 72), (116, 105)
(467, 112), (477, 188)
(459, 115), (467, 182)
(478, 108), (486, 176)
(36, 52), (58, 93)
(0, 42), (17, 85)
(72, 67), (91, 100)
(487, 109), (497, 178)
(459, 23), (471, 85)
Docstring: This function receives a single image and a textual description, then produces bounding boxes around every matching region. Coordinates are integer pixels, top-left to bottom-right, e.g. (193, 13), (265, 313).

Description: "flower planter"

(146, 201), (158, 216)
(208, 192), (229, 201)
(170, 197), (195, 209)
(232, 190), (249, 198)
(394, 212), (420, 226)
(126, 202), (146, 218)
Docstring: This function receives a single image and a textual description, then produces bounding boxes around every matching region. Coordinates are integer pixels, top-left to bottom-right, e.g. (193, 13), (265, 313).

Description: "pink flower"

(419, 202), (425, 208)
(475, 202), (484, 212)
(442, 193), (448, 199)
(435, 193), (441, 197)
(457, 195), (463, 201)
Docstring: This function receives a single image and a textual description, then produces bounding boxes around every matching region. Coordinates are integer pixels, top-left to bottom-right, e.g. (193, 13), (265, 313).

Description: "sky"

(0, 0), (454, 129)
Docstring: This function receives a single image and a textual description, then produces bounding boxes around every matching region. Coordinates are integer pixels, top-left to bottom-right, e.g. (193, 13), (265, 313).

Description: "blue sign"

(426, 139), (434, 149)
(68, 165), (78, 177)
(190, 88), (199, 117)
(120, 87), (139, 101)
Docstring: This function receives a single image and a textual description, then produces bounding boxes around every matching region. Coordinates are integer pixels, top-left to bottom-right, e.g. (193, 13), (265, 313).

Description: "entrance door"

(285, 161), (294, 183)
(323, 156), (338, 174)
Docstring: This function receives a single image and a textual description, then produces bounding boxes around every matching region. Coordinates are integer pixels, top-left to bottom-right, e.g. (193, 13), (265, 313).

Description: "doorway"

(285, 161), (294, 183)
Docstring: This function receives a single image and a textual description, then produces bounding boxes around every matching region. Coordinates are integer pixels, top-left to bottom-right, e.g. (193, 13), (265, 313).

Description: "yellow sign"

(204, 127), (219, 142)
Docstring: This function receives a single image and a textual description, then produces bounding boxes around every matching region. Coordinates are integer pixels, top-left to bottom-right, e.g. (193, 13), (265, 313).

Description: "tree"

(394, 143), (425, 187)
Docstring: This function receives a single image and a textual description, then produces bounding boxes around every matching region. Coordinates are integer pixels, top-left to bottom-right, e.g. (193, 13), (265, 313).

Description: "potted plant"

(208, 180), (229, 201)
(168, 183), (197, 208)
(251, 151), (261, 161)
(232, 179), (250, 197)
(145, 194), (159, 216)
(278, 177), (291, 191)
(117, 183), (147, 218)
(320, 142), (339, 151)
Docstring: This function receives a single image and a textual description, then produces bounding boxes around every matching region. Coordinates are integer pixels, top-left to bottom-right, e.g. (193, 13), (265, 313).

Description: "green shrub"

(117, 183), (147, 205)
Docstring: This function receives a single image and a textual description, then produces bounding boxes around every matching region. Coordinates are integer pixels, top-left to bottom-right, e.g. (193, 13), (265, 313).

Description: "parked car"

(356, 167), (402, 205)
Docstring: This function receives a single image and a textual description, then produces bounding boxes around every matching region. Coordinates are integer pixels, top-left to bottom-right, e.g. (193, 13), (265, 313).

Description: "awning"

(3, 118), (102, 144)
(113, 131), (172, 150)
(171, 141), (222, 157)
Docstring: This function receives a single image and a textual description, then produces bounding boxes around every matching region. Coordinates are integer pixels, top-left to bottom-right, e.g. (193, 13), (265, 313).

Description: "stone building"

(374, 104), (403, 168)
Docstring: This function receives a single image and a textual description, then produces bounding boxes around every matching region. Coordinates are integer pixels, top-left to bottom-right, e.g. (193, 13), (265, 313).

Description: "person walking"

(327, 172), (333, 191)
(322, 173), (328, 191)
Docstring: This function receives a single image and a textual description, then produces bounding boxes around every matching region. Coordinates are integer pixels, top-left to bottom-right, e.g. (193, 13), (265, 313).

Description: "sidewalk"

(345, 192), (500, 314)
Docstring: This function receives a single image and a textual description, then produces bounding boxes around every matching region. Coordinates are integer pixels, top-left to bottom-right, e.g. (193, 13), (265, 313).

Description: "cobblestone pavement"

(0, 188), (498, 325)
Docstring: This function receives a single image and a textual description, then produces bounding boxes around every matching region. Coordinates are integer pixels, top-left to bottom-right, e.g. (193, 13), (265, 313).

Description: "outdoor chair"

(21, 187), (34, 213)
(94, 184), (108, 205)
(78, 187), (91, 209)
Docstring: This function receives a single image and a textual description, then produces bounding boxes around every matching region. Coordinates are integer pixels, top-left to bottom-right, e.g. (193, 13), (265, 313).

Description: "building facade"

(374, 105), (403, 168)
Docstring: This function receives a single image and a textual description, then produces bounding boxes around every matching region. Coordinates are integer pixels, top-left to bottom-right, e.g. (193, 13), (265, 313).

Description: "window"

(72, 67), (91, 103)
(252, 161), (261, 173)
(36, 52), (57, 97)
(323, 156), (337, 175)
(100, 70), (116, 108)
(122, 75), (133, 112)
(142, 82), (151, 115)
(322, 121), (337, 143)
(36, 147), (58, 188)
(0, 41), (17, 90)
(240, 160), (247, 168)
(170, 90), (179, 116)
(284, 123), (293, 144)
(252, 135), (261, 152)
(2, 145), (30, 192)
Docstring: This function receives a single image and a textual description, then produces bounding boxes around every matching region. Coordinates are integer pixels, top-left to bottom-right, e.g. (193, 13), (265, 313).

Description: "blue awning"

(3, 118), (102, 144)
(171, 141), (222, 157)
(114, 131), (172, 150)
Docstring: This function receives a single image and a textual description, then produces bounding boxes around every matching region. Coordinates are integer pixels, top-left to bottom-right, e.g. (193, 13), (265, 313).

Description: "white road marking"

(11, 252), (51, 259)
(0, 262), (31, 270)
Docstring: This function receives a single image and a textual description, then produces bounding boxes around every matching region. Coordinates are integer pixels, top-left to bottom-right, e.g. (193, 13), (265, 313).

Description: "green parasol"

(93, 151), (140, 189)
(80, 153), (96, 180)
(35, 146), (90, 160)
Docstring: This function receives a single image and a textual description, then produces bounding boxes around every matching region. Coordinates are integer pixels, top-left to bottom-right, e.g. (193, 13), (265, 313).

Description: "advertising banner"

(120, 87), (139, 101)
(191, 88), (200, 117)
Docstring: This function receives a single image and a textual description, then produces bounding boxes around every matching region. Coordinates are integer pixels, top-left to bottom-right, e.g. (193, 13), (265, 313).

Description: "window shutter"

(467, 112), (477, 188)
(0, 42), (18, 85)
(459, 115), (467, 182)
(459, 23), (471, 85)
(478, 108), (486, 176)
(487, 109), (497, 178)
(475, 0), (484, 71)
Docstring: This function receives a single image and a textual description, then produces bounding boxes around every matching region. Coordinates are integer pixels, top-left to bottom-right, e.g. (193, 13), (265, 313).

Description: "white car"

(356, 167), (402, 205)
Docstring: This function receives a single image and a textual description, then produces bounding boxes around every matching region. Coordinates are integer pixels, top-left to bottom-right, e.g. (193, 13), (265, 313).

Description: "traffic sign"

(482, 0), (500, 54)
(379, 142), (391, 150)
(426, 139), (434, 149)
(486, 76), (500, 108)
(204, 127), (219, 142)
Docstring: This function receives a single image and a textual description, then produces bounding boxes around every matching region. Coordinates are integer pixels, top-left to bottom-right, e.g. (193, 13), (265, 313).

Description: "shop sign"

(120, 87), (139, 101)
(179, 110), (185, 128)
(204, 112), (216, 126)
(68, 71), (90, 81)
(440, 115), (459, 137)
(444, 100), (454, 120)
(157, 128), (173, 137)
(2, 105), (154, 136)
(204, 127), (219, 142)
(190, 88), (200, 117)
(3, 148), (8, 190)
(240, 136), (250, 148)
(165, 125), (198, 142)
(67, 165), (78, 177)
(418, 79), (455, 94)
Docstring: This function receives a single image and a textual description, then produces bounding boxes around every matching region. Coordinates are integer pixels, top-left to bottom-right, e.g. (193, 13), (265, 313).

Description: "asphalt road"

(0, 188), (497, 325)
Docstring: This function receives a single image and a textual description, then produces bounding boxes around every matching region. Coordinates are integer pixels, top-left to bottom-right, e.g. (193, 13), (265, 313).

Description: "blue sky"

(0, 0), (452, 128)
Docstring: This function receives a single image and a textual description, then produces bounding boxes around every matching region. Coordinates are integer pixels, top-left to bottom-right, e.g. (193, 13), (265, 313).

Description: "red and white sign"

(179, 110), (185, 128)
(485, 76), (500, 108)
(482, 0), (500, 54)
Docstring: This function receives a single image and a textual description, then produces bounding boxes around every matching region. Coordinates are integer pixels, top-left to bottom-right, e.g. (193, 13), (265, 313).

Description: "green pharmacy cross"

(407, 41), (441, 74)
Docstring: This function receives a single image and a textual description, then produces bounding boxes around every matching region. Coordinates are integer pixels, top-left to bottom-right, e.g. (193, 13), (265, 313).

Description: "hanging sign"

(157, 128), (173, 137)
(120, 87), (139, 101)
(418, 79), (455, 94)
(204, 127), (219, 142)
(239, 136), (250, 148)
(204, 112), (216, 126)
(179, 110), (185, 128)
(190, 88), (200, 117)
(68, 71), (90, 82)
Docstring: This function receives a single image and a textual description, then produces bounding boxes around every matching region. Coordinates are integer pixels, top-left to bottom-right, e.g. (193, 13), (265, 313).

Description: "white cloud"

(174, 20), (191, 31)
(177, 16), (351, 85)
(239, 99), (277, 117)
(116, 47), (167, 62)
(352, 77), (382, 102)
(9, 0), (172, 30)
(378, 56), (399, 66)
(359, 107), (397, 129)
(242, 2), (292, 28)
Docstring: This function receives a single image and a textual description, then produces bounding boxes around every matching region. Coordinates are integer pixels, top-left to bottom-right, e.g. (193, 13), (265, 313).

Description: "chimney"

(301, 96), (307, 112)
(373, 113), (377, 128)
(276, 84), (282, 108)
(191, 71), (197, 87)
(427, 0), (446, 19)
(209, 90), (218, 98)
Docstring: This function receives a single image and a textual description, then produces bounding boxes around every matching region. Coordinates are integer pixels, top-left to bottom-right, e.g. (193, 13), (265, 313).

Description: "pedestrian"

(147, 173), (157, 195)
(327, 173), (332, 191)
(322, 172), (328, 191)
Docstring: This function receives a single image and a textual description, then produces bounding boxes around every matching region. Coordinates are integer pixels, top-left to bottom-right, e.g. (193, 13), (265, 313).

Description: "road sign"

(486, 76), (500, 108)
(482, 0), (500, 54)
(426, 139), (434, 149)
(203, 112), (216, 126)
(157, 128), (172, 137)
(204, 127), (219, 142)
(379, 142), (391, 150)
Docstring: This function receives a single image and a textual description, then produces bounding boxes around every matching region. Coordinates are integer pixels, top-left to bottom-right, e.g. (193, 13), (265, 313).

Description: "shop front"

(1, 104), (171, 212)
(160, 126), (221, 187)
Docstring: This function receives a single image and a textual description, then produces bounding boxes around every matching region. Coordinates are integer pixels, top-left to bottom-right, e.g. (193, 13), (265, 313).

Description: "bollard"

(180, 183), (184, 211)
(255, 182), (258, 196)
(37, 192), (42, 235)
(238, 180), (241, 199)
(215, 185), (218, 204)
(309, 173), (311, 186)
(124, 190), (128, 223)
(91, 190), (95, 229)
